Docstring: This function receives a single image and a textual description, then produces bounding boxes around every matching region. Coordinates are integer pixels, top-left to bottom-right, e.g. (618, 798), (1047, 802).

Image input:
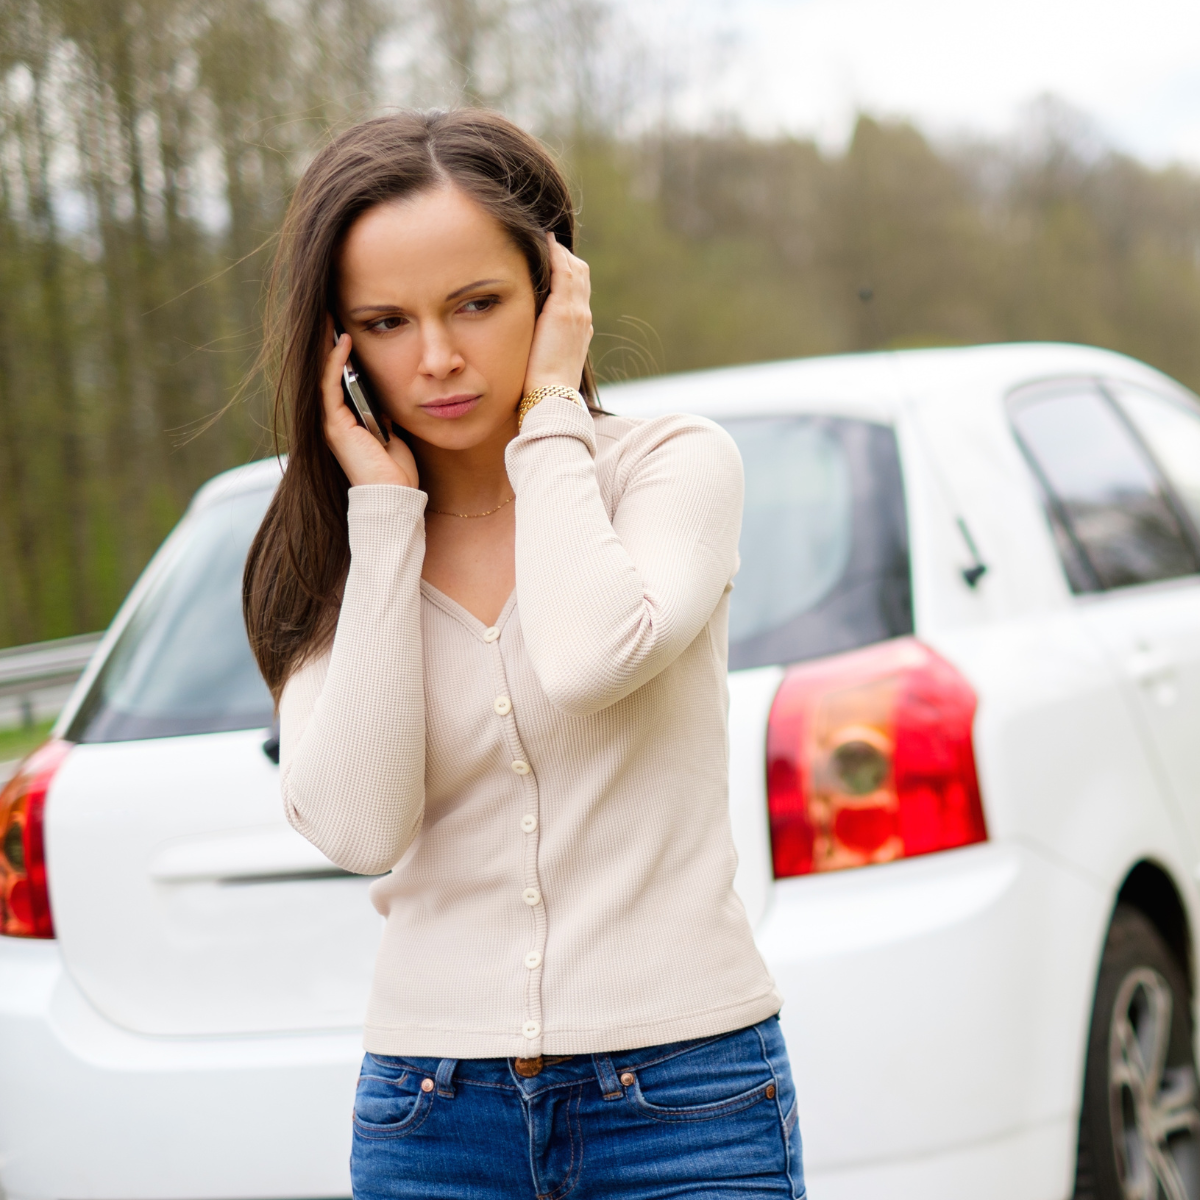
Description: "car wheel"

(1075, 904), (1200, 1200)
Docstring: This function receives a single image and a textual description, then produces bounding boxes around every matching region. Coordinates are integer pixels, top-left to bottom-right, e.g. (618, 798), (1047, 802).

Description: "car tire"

(1074, 903), (1200, 1200)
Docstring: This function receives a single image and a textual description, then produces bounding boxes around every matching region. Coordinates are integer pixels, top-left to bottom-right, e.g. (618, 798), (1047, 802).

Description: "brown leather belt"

(513, 1055), (573, 1078)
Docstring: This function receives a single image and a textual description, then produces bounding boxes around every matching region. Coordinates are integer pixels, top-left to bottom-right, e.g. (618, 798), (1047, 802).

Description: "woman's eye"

(461, 297), (499, 314)
(366, 315), (406, 333)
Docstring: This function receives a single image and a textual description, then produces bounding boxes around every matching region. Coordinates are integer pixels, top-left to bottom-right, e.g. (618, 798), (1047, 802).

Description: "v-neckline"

(419, 578), (517, 637)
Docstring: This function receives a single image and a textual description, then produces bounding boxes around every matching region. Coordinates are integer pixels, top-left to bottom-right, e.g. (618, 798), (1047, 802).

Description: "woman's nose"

(418, 324), (464, 379)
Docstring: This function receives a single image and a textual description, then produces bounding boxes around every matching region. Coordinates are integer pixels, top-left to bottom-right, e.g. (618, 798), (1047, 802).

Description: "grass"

(0, 719), (57, 767)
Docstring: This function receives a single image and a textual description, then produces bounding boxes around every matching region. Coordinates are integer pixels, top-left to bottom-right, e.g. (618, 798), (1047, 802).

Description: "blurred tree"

(0, 0), (388, 646)
(595, 110), (1200, 388)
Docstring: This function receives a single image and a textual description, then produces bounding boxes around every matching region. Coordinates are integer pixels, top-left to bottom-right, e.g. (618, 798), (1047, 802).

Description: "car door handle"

(1128, 646), (1173, 682)
(1127, 647), (1179, 706)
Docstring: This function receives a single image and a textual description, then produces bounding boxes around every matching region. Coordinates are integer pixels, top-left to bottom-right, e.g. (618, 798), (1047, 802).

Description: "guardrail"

(0, 631), (104, 715)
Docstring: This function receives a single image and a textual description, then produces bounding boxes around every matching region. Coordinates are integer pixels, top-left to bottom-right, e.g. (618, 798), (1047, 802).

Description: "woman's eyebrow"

(348, 279), (507, 316)
(445, 278), (506, 300)
(348, 304), (403, 316)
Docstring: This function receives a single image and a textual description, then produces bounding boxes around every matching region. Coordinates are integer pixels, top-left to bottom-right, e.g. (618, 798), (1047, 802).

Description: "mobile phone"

(332, 320), (390, 445)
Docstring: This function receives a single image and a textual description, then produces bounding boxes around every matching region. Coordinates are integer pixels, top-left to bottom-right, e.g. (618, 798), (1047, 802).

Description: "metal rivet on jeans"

(766, 1083), (776, 1099)
(421, 1078), (434, 1093)
(620, 1072), (635, 1087)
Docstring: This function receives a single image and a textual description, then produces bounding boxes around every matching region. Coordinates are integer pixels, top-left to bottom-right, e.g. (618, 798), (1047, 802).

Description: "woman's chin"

(399, 410), (518, 453)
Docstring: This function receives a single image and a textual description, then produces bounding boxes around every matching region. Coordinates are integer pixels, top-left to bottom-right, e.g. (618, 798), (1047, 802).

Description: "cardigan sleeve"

(505, 397), (743, 716)
(277, 484), (428, 875)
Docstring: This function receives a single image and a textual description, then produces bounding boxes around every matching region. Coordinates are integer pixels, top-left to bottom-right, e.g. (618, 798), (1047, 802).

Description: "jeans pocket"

(353, 1055), (434, 1140)
(622, 1026), (776, 1123)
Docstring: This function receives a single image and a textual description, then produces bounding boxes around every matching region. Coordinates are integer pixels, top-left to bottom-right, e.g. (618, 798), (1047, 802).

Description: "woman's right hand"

(321, 324), (419, 489)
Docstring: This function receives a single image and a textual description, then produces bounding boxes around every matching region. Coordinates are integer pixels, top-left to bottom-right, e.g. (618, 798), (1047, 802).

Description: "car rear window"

(719, 415), (912, 671)
(66, 488), (275, 743)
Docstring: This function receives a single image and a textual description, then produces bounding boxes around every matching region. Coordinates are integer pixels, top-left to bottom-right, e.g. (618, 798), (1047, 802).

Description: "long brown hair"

(243, 110), (596, 700)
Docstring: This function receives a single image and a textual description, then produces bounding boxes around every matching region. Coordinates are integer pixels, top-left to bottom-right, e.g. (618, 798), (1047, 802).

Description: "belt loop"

(593, 1054), (623, 1101)
(435, 1057), (458, 1099)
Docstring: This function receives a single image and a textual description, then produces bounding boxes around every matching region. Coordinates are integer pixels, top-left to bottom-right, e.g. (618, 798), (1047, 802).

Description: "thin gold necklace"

(427, 493), (516, 519)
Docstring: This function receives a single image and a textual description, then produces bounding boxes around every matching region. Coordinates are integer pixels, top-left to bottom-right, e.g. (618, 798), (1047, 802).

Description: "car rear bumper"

(761, 840), (1109, 1200)
(1, 842), (1107, 1200)
(0, 937), (358, 1200)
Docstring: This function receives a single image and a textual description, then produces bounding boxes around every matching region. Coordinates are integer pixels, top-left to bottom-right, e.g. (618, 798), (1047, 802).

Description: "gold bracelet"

(518, 384), (585, 430)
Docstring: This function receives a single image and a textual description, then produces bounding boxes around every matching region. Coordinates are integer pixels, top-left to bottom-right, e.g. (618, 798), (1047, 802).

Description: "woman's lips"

(420, 394), (481, 420)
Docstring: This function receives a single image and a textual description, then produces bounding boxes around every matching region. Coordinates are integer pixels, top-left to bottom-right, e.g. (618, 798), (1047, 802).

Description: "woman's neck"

(410, 420), (516, 513)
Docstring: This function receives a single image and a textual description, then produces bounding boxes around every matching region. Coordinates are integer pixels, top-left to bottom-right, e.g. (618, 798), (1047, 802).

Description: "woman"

(244, 109), (804, 1199)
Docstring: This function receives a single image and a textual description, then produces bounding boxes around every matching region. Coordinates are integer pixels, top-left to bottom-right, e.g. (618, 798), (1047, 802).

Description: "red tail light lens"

(0, 739), (71, 937)
(766, 639), (986, 878)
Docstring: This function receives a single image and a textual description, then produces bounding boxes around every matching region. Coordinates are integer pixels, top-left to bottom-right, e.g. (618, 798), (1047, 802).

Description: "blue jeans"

(350, 1015), (805, 1199)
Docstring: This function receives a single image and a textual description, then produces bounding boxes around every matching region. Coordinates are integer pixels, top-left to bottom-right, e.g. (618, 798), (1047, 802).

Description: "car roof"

(595, 341), (1191, 422)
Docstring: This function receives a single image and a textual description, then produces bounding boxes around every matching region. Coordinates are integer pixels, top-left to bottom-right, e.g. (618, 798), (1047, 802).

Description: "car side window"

(1109, 381), (1200, 539)
(1009, 382), (1199, 593)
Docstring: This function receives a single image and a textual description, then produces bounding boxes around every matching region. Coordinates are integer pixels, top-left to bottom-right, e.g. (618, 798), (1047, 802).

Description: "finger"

(548, 232), (587, 271)
(547, 230), (583, 262)
(547, 234), (574, 278)
(321, 333), (351, 411)
(551, 243), (590, 297)
(320, 333), (354, 426)
(560, 242), (587, 268)
(385, 426), (420, 482)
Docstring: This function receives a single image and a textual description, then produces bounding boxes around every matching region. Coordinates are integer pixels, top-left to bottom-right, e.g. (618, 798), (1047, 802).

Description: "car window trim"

(1071, 569), (1200, 607)
(1007, 378), (1104, 593)
(1101, 376), (1200, 566)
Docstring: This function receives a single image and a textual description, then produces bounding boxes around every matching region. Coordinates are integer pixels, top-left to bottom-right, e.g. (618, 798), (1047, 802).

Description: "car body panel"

(46, 731), (380, 1036)
(762, 842), (1104, 1178)
(0, 938), (357, 1200)
(727, 666), (784, 929)
(1075, 577), (1200, 868)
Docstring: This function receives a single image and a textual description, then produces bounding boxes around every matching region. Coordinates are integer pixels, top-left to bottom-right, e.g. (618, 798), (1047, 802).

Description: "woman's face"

(335, 184), (537, 451)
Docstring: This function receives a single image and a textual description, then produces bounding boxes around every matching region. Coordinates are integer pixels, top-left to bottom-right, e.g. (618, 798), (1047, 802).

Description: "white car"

(4, 342), (1200, 1200)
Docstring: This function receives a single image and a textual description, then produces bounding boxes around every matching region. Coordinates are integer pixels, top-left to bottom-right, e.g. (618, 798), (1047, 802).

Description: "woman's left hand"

(523, 233), (594, 396)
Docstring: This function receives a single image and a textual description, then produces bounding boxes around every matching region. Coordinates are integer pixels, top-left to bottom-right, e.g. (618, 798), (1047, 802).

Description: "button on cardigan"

(278, 395), (782, 1059)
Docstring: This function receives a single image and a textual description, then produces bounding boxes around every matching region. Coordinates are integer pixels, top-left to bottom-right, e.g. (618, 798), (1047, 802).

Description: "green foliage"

(0, 718), (55, 764)
(2, 2), (1200, 650)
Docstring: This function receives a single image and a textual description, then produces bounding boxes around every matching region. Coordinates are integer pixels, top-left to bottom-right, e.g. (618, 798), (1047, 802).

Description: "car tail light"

(766, 639), (986, 878)
(0, 739), (71, 938)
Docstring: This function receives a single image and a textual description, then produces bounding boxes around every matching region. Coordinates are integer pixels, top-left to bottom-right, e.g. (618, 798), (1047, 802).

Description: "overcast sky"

(627, 0), (1200, 166)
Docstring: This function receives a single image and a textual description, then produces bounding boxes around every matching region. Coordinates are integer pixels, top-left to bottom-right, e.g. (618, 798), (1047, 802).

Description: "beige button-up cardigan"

(279, 395), (781, 1058)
